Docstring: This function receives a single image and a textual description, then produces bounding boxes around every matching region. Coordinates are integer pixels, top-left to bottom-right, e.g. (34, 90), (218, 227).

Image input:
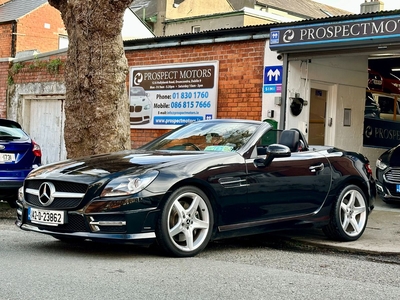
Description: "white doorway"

(22, 96), (67, 165)
(308, 82), (336, 146)
(309, 88), (327, 145)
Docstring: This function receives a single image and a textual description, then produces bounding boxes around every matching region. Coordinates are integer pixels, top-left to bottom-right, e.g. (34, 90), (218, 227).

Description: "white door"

(25, 97), (66, 165)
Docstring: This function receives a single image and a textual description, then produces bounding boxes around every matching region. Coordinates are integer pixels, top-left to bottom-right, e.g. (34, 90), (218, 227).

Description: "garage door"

(24, 96), (67, 165)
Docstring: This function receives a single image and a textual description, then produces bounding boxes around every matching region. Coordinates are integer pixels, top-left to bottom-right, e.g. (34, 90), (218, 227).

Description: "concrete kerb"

(265, 209), (400, 256)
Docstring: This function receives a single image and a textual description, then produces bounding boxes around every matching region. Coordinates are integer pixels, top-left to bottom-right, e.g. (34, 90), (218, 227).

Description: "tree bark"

(48, 0), (132, 158)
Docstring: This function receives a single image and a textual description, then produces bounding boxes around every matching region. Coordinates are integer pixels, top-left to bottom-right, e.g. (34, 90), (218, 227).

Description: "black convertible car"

(16, 119), (375, 257)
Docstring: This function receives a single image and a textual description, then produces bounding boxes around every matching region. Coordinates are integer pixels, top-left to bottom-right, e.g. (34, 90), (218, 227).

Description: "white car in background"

(130, 86), (152, 125)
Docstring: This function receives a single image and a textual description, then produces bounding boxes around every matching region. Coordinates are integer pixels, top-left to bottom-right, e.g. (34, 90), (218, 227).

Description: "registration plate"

(0, 153), (15, 163)
(28, 207), (65, 226)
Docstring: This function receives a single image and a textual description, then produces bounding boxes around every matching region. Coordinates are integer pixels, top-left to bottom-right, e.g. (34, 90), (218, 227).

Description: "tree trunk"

(48, 0), (132, 158)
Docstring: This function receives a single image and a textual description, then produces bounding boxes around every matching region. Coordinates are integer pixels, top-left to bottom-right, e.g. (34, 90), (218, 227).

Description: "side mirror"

(254, 144), (291, 168)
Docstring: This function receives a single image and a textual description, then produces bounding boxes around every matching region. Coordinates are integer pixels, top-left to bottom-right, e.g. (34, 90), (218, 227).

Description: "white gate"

(22, 96), (67, 165)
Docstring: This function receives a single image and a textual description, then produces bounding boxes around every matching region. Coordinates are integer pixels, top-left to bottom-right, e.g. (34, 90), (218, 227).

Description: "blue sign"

(263, 65), (283, 93)
(270, 31), (280, 44)
(264, 86), (278, 93)
(264, 66), (283, 84)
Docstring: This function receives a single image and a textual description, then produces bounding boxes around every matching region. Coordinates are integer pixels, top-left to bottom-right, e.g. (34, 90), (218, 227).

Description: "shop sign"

(270, 15), (400, 51)
(363, 117), (400, 148)
(129, 61), (219, 129)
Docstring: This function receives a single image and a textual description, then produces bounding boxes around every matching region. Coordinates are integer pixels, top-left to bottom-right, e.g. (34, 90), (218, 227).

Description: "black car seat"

(279, 130), (300, 152)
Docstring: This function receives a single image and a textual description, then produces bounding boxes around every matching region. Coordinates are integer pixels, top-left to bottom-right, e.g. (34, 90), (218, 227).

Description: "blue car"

(0, 119), (41, 207)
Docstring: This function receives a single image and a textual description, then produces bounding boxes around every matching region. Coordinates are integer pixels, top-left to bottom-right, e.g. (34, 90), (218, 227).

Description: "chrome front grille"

(25, 180), (87, 193)
(384, 168), (400, 183)
(24, 180), (88, 209)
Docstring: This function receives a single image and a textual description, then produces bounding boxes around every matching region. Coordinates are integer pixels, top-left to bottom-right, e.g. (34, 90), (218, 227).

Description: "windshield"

(141, 121), (259, 152)
(130, 87), (146, 96)
(0, 125), (29, 141)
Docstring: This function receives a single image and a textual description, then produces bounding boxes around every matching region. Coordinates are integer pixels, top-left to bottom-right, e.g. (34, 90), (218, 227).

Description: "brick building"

(0, 0), (66, 58)
(4, 8), (399, 169)
(0, 26), (266, 164)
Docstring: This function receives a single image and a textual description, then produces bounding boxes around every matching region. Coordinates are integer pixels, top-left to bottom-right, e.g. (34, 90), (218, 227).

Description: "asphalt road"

(1, 215), (400, 300)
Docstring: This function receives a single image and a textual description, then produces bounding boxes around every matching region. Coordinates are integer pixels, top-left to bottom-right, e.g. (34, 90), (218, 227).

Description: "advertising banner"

(129, 61), (219, 129)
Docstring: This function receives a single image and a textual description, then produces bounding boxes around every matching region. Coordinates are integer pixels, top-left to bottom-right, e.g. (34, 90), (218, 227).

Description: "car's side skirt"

(218, 212), (318, 232)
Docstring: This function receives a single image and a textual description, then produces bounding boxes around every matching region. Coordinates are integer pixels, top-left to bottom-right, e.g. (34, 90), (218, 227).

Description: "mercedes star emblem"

(38, 182), (56, 206)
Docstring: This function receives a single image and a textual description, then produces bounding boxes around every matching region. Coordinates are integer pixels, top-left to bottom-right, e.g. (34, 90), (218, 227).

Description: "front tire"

(156, 186), (213, 257)
(323, 185), (368, 241)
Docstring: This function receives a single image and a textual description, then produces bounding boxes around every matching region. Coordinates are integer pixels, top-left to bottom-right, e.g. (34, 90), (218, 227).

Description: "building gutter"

(10, 21), (17, 57)
(124, 33), (270, 50)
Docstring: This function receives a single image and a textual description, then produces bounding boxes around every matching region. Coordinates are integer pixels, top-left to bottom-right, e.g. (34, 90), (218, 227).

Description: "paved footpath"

(278, 208), (400, 255)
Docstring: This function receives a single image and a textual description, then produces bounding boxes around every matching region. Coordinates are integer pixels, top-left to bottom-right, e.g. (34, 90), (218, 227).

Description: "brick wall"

(125, 40), (265, 147)
(0, 23), (13, 57)
(9, 54), (66, 83)
(2, 39), (265, 148)
(16, 4), (66, 54)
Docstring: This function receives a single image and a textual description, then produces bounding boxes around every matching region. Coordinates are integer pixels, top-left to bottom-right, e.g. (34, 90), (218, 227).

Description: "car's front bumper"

(17, 223), (156, 245)
(15, 199), (160, 246)
(376, 181), (400, 202)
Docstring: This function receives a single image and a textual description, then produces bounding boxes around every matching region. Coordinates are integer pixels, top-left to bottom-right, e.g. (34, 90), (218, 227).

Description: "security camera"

(277, 54), (283, 61)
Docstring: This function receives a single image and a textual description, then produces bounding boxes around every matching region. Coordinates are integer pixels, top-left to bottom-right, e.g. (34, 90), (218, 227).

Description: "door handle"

(309, 163), (324, 172)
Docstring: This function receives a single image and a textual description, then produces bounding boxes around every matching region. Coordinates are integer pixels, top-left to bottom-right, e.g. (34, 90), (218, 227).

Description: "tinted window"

(0, 125), (29, 141)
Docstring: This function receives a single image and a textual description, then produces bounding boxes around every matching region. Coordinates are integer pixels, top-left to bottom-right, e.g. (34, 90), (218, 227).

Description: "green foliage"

(46, 58), (63, 74)
(7, 75), (14, 85)
(10, 62), (24, 73)
(7, 58), (64, 86)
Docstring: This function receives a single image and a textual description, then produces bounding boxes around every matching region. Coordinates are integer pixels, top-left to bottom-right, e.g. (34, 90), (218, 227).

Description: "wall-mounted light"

(290, 97), (307, 116)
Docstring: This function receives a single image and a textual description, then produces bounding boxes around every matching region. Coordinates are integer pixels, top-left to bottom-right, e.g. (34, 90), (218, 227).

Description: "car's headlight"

(144, 104), (151, 110)
(100, 170), (159, 197)
(376, 159), (388, 170)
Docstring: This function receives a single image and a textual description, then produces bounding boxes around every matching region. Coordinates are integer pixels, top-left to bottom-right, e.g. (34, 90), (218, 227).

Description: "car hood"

(26, 149), (239, 183)
(381, 145), (400, 167)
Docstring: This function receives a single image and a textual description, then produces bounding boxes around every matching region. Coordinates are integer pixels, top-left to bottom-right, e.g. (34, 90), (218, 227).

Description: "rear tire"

(323, 185), (368, 241)
(156, 186), (213, 257)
